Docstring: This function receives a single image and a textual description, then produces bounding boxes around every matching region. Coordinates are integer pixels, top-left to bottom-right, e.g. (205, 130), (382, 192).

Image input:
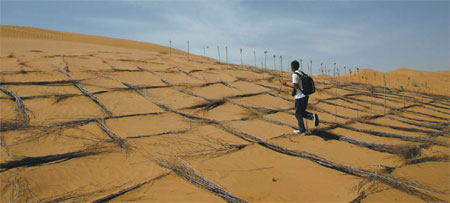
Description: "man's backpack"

(291, 71), (315, 96)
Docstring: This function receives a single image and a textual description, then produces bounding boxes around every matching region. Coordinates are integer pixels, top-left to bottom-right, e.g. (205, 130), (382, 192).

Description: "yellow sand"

(1, 25), (449, 202)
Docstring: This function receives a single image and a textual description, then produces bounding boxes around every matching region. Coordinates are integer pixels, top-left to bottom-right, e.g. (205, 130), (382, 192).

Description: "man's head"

(291, 60), (299, 72)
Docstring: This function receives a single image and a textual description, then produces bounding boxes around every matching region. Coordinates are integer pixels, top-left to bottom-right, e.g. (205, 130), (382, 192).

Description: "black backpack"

(291, 71), (315, 96)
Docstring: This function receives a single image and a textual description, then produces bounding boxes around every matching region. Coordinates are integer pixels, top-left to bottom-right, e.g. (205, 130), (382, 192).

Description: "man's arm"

(280, 79), (299, 89)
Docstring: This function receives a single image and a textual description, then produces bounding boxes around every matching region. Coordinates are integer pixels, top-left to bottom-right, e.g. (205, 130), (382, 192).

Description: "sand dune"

(334, 67), (450, 96)
(1, 26), (449, 202)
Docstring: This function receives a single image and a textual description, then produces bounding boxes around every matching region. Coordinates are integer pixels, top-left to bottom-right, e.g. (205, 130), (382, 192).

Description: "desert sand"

(0, 25), (449, 202)
(335, 68), (450, 96)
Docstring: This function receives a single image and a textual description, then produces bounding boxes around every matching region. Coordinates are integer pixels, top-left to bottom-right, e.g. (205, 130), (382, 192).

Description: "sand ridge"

(333, 68), (450, 96)
(1, 26), (449, 202)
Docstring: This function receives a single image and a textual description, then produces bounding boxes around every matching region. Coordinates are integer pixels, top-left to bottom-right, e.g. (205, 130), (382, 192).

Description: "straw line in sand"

(156, 156), (248, 203)
(96, 119), (127, 149)
(0, 145), (110, 172)
(0, 85), (30, 122)
(121, 76), (447, 202)
(58, 68), (113, 117)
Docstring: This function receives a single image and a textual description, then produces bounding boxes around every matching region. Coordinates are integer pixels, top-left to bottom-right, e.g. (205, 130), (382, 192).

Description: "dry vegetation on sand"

(1, 25), (449, 202)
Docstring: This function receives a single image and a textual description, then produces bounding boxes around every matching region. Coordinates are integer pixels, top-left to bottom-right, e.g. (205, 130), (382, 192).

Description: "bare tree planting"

(306, 60), (310, 74)
(344, 66), (347, 82)
(254, 50), (256, 67)
(280, 55), (283, 75)
(357, 67), (361, 84)
(278, 56), (283, 94)
(353, 71), (359, 118)
(384, 74), (387, 114)
(263, 50), (268, 80)
(334, 62), (337, 122)
(226, 46), (228, 68)
(273, 55), (276, 70)
(300, 59), (303, 71)
(240, 48), (243, 68)
(187, 40), (190, 60)
(264, 50), (268, 68)
(217, 46), (220, 61)
(320, 63), (323, 74)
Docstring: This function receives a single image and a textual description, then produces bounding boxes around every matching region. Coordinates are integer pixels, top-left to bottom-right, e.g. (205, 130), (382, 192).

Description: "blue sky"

(1, 0), (449, 73)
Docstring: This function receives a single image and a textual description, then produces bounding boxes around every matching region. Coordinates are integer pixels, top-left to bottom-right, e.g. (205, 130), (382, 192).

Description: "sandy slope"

(0, 26), (449, 202)
(333, 68), (450, 96)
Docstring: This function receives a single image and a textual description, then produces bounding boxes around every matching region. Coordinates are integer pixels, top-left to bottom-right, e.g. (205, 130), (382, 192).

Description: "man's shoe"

(313, 114), (320, 127)
(294, 130), (306, 135)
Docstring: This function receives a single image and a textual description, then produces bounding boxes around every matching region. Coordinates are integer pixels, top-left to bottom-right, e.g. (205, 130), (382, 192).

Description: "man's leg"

(302, 96), (314, 120)
(295, 97), (307, 133)
(302, 96), (320, 126)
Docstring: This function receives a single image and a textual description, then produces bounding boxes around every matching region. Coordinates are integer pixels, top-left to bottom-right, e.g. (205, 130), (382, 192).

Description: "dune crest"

(336, 67), (449, 96)
(1, 25), (186, 55)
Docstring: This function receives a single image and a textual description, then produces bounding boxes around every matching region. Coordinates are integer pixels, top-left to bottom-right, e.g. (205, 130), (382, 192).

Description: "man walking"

(281, 60), (319, 134)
